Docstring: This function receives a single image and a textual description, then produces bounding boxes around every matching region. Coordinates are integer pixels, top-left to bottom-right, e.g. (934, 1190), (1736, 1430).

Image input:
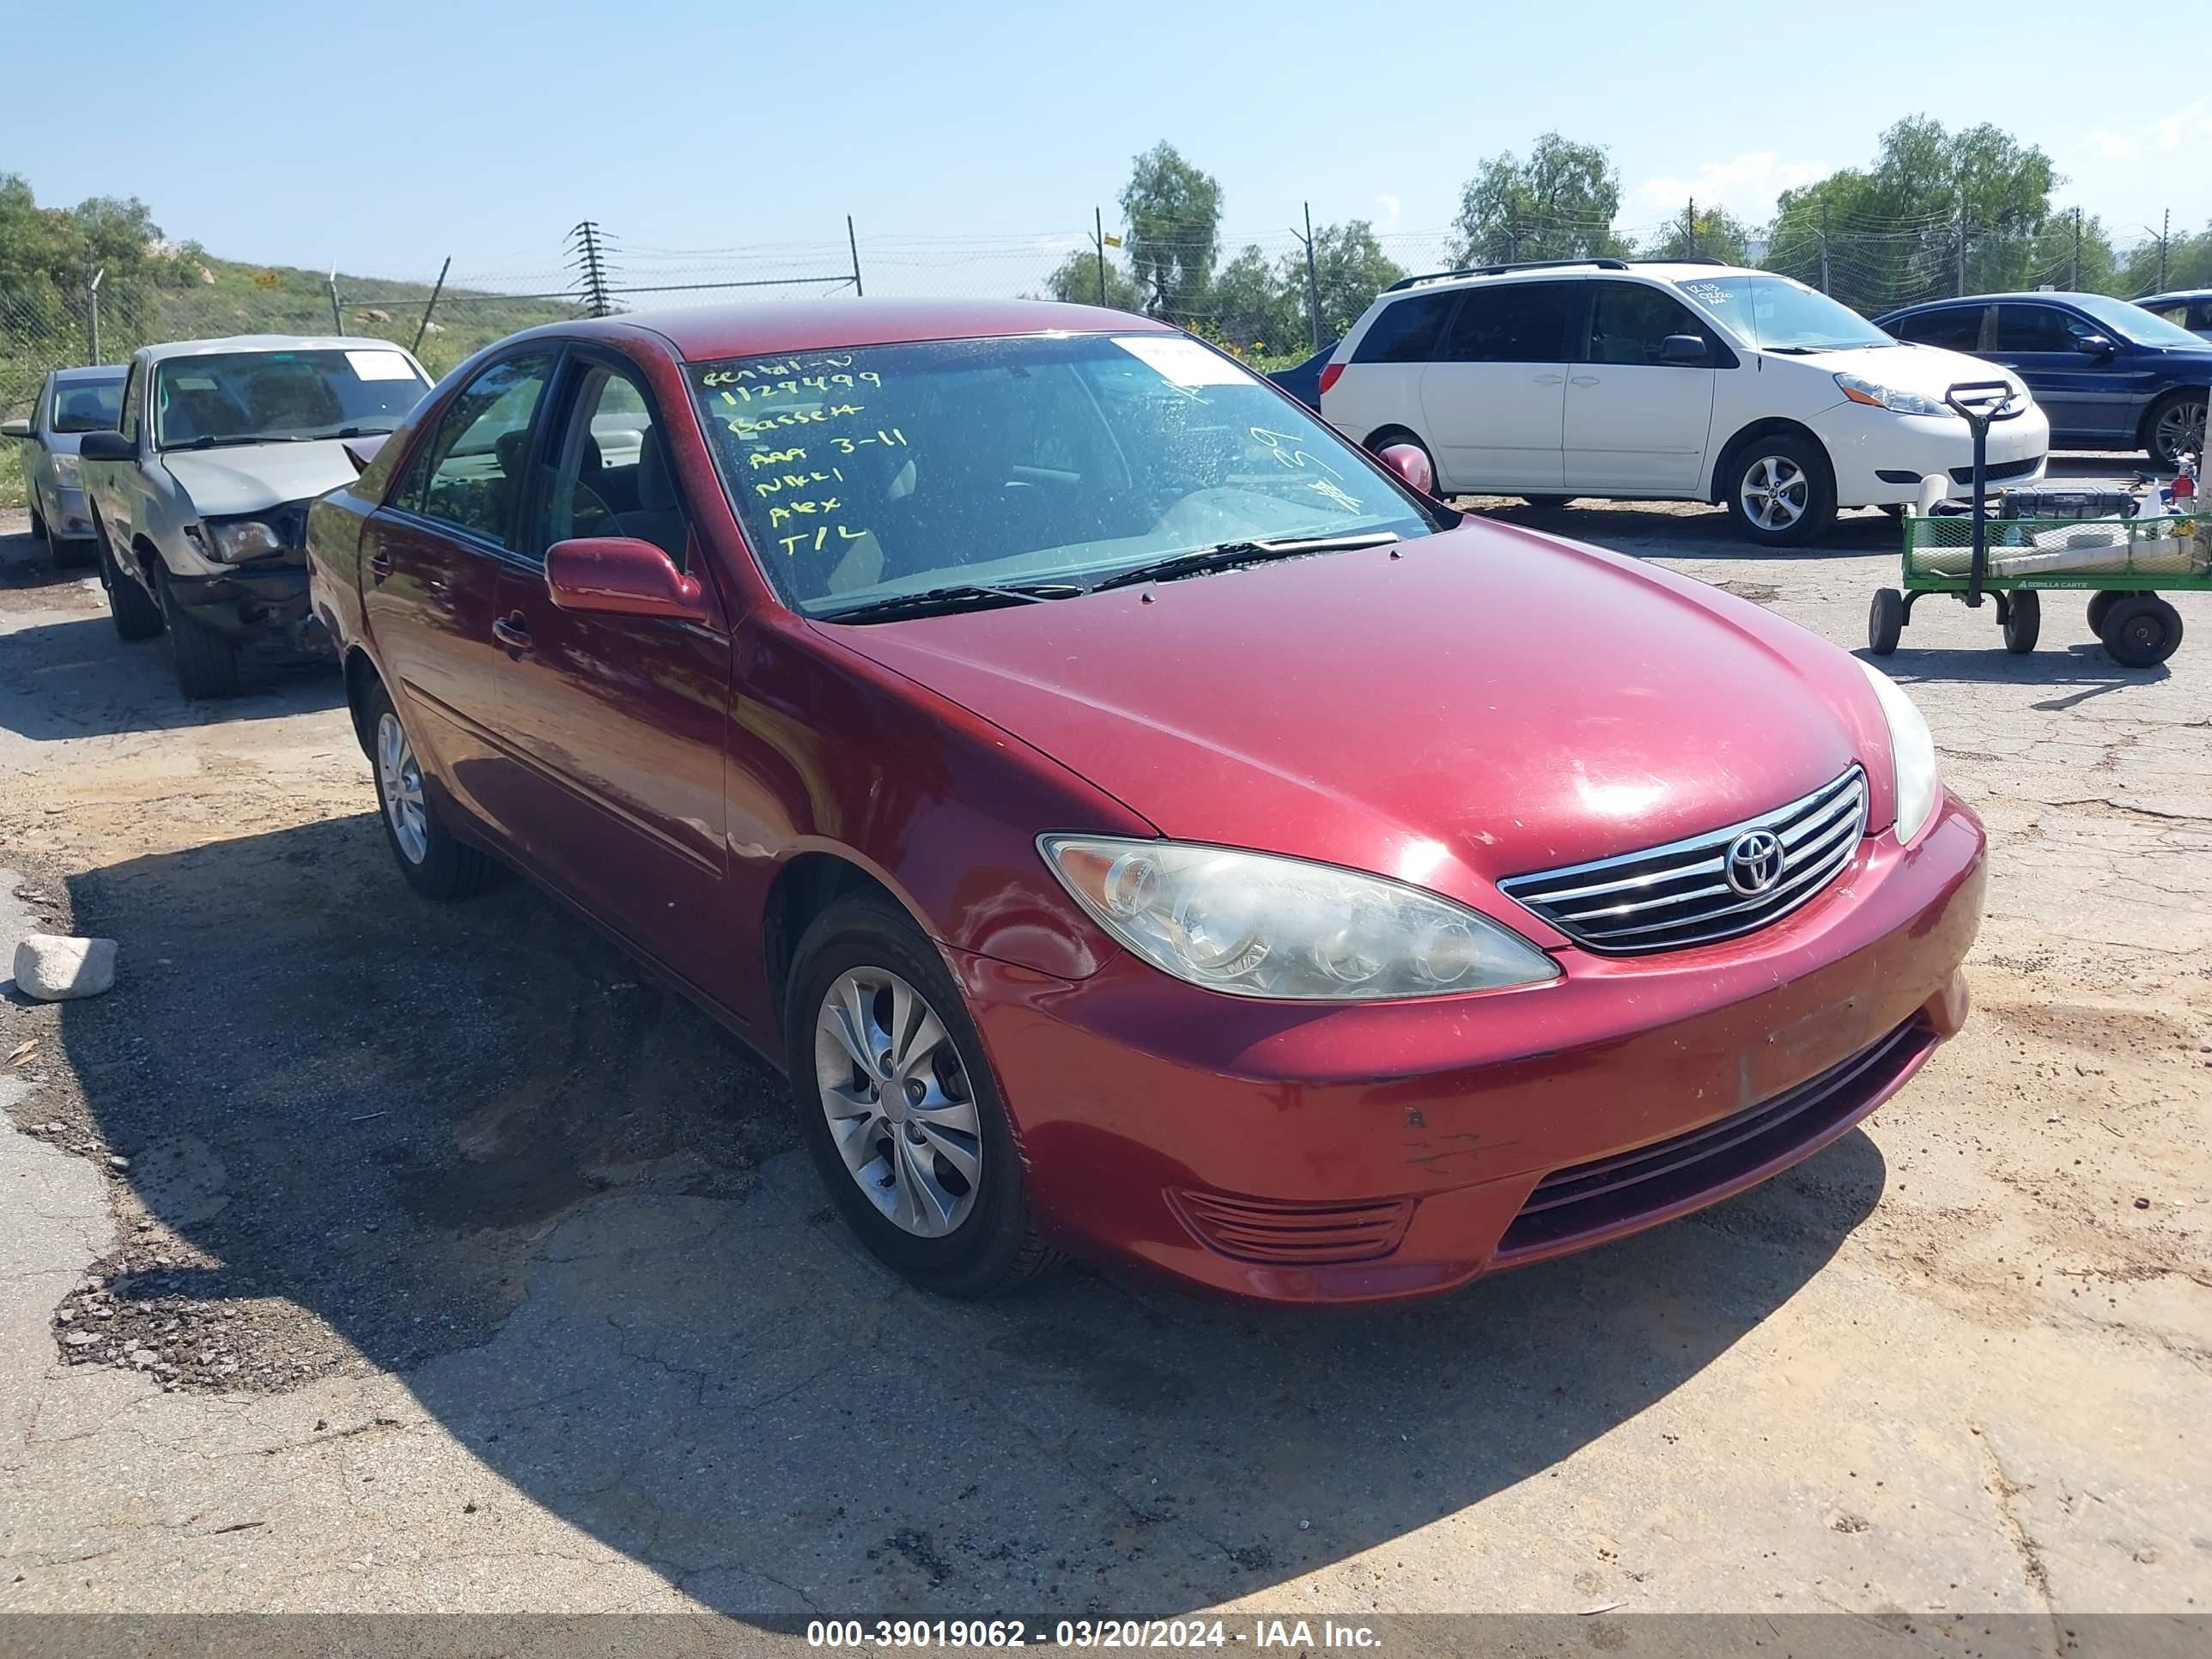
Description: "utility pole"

(1095, 206), (1107, 307)
(412, 257), (451, 356)
(1955, 197), (1967, 297)
(1818, 199), (1831, 295)
(1684, 197), (1697, 258)
(846, 215), (864, 298)
(327, 263), (343, 334)
(2071, 207), (2082, 290)
(1291, 202), (1322, 351)
(2159, 208), (2170, 292)
(568, 221), (612, 317)
(87, 267), (104, 362)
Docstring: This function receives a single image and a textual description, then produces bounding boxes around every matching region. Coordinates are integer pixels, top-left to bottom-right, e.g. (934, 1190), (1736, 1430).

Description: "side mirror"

(1658, 333), (1710, 366)
(2075, 333), (2116, 356)
(1376, 441), (1434, 495)
(0, 418), (29, 441)
(77, 428), (135, 461)
(544, 536), (715, 625)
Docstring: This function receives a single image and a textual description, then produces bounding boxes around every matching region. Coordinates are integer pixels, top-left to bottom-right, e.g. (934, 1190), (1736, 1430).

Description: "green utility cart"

(1868, 381), (2205, 668)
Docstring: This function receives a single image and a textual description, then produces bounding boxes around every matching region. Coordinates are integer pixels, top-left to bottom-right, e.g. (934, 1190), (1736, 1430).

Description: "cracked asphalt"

(1, 480), (2208, 1622)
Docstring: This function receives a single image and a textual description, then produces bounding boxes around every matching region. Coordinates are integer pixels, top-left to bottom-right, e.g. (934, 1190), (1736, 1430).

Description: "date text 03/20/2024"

(805, 1621), (1382, 1650)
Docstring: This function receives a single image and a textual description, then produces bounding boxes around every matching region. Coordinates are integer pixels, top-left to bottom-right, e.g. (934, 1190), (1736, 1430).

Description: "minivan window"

(1679, 276), (1890, 350)
(688, 332), (1436, 616)
(1352, 290), (1456, 363)
(1437, 282), (1576, 363)
(1584, 283), (1714, 366)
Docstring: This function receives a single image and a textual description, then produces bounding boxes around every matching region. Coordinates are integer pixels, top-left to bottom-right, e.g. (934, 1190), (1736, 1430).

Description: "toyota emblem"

(1724, 829), (1785, 895)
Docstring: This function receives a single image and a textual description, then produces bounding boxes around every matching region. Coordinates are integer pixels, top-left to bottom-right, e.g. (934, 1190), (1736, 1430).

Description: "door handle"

(368, 550), (393, 583)
(1570, 374), (1601, 386)
(1534, 373), (1566, 386)
(491, 614), (533, 658)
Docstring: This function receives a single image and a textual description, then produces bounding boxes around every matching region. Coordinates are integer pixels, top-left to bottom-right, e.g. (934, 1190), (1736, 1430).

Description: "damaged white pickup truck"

(78, 335), (434, 698)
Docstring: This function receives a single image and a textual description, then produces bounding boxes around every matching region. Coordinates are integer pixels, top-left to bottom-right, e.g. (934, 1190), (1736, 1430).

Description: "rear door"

(361, 348), (559, 837)
(489, 349), (738, 1002)
(1564, 281), (1721, 491)
(1419, 281), (1577, 489)
(1993, 303), (2132, 441)
(1322, 288), (1455, 448)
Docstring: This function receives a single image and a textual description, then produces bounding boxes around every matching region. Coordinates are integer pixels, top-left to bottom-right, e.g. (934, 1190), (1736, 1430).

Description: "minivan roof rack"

(1383, 257), (1629, 292)
(1626, 256), (1729, 267)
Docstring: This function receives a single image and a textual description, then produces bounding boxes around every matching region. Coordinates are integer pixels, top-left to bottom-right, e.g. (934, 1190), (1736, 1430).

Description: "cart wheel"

(1868, 588), (1905, 656)
(2001, 590), (2040, 654)
(2098, 594), (2184, 668)
(2085, 591), (2122, 634)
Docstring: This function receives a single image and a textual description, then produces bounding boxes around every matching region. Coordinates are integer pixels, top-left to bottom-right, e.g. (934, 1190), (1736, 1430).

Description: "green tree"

(1304, 220), (1403, 342)
(1119, 143), (1223, 323)
(1641, 204), (1754, 265)
(1450, 134), (1625, 266)
(1205, 245), (1298, 355)
(2120, 219), (2212, 295)
(1038, 246), (1149, 313)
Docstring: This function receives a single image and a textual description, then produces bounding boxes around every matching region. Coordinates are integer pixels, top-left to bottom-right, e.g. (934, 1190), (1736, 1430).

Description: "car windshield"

(152, 349), (432, 449)
(2069, 292), (2206, 349)
(52, 378), (124, 434)
(1676, 276), (1892, 351)
(688, 331), (1438, 616)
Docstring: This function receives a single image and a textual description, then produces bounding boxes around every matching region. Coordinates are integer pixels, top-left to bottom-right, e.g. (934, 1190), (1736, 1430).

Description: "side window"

(2141, 301), (2189, 327)
(1351, 291), (1456, 363)
(2193, 301), (2212, 335)
(532, 362), (690, 568)
(32, 377), (53, 433)
(398, 352), (556, 547)
(1996, 305), (2085, 353)
(118, 361), (144, 444)
(1437, 282), (1577, 364)
(1584, 283), (1713, 366)
(1892, 307), (1987, 352)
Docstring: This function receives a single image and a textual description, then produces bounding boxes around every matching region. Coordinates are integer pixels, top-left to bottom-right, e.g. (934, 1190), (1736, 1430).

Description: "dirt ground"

(1, 483), (2208, 1624)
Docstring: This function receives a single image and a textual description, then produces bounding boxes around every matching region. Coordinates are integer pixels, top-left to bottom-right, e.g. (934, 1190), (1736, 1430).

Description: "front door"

(1564, 281), (1720, 491)
(489, 349), (738, 1006)
(362, 349), (558, 840)
(1418, 280), (1577, 490)
(1992, 303), (2130, 441)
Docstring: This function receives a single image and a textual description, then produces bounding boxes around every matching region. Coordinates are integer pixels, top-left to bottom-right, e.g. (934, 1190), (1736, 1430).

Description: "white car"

(1320, 260), (2051, 546)
(76, 335), (434, 698)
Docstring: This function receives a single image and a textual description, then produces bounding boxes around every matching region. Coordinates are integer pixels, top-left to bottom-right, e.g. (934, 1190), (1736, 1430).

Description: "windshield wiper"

(1089, 532), (1401, 592)
(173, 434), (303, 450)
(814, 580), (1086, 624)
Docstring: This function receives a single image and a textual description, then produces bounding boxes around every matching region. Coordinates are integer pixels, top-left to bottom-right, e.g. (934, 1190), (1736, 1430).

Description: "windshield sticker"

(346, 350), (418, 381)
(697, 360), (904, 557)
(1681, 283), (1729, 306)
(169, 375), (216, 391)
(1111, 336), (1248, 387)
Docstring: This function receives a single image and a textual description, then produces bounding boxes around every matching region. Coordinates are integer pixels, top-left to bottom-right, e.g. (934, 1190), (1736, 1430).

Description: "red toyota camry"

(307, 299), (1985, 1304)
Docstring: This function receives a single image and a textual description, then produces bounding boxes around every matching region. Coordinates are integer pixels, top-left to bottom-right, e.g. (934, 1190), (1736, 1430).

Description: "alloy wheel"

(1740, 455), (1808, 532)
(2154, 398), (2206, 469)
(814, 968), (982, 1238)
(375, 712), (429, 866)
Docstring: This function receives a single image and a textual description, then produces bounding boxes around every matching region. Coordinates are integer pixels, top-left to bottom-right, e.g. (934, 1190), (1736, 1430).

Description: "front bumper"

(168, 562), (329, 657)
(954, 794), (1986, 1304)
(47, 484), (96, 542)
(1826, 404), (2052, 507)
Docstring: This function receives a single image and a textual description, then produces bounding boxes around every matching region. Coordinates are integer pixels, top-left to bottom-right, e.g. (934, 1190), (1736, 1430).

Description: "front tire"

(156, 573), (240, 700)
(95, 520), (163, 641)
(786, 894), (1060, 1297)
(362, 679), (501, 900)
(1723, 435), (1837, 548)
(28, 503), (49, 544)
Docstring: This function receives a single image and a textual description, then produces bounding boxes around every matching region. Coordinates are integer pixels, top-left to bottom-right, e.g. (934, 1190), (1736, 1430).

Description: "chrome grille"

(1498, 767), (1868, 954)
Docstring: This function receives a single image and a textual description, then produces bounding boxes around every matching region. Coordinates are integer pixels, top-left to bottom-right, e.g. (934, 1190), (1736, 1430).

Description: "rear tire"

(786, 893), (1060, 1298)
(2086, 590), (2123, 635)
(2001, 589), (2040, 654)
(1868, 588), (1904, 656)
(362, 678), (501, 900)
(96, 520), (163, 641)
(2098, 594), (2183, 668)
(1723, 434), (1837, 548)
(157, 572), (241, 700)
(2142, 390), (2206, 471)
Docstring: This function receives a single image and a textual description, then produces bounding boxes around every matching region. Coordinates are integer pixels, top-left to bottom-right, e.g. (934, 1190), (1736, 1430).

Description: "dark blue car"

(1875, 291), (2210, 469)
(1267, 340), (1340, 412)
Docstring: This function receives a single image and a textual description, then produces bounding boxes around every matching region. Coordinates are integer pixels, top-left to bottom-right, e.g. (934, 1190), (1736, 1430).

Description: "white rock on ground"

(11, 933), (118, 1000)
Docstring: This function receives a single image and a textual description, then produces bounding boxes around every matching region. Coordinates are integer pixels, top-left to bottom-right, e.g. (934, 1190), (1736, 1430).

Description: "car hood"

(161, 440), (362, 517)
(819, 522), (1894, 926)
(1779, 341), (2020, 400)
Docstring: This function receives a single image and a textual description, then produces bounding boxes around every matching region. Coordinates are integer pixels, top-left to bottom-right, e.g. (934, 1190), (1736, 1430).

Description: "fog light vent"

(1171, 1189), (1413, 1265)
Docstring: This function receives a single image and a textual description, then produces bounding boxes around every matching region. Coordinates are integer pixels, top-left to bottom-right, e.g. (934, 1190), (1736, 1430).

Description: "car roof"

(136, 334), (422, 364)
(52, 364), (126, 385)
(1384, 260), (1765, 299)
(1884, 291), (2120, 314)
(552, 298), (1175, 362)
(2138, 289), (2212, 303)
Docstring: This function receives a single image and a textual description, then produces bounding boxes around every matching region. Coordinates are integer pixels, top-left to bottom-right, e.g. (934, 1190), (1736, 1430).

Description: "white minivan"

(1320, 260), (2051, 546)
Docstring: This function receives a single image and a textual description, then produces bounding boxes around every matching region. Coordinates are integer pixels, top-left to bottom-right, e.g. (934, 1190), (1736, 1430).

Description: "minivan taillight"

(1318, 362), (1344, 397)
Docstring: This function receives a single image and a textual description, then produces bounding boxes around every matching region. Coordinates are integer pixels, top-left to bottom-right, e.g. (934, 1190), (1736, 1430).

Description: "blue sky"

(14, 1), (2210, 295)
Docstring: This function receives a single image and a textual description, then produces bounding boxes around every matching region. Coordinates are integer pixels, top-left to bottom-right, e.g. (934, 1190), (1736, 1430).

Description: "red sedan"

(307, 300), (1985, 1304)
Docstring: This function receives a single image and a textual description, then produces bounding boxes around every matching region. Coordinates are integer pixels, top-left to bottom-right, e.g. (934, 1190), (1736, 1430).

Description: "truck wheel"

(2001, 590), (2040, 653)
(2098, 594), (2183, 668)
(157, 574), (241, 699)
(97, 523), (164, 641)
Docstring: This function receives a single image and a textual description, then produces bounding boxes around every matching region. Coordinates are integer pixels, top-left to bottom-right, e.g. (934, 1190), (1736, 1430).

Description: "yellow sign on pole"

(253, 270), (280, 289)
(1103, 234), (1122, 248)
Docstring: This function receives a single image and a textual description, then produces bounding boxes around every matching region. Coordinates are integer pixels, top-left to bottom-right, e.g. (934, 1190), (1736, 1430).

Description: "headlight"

(1856, 661), (1940, 843)
(207, 519), (284, 562)
(53, 454), (82, 487)
(1040, 836), (1559, 1000)
(1836, 374), (1946, 417)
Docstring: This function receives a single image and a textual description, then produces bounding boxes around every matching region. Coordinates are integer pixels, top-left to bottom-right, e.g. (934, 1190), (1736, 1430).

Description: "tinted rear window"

(1436, 282), (1577, 364)
(1352, 291), (1455, 363)
(1889, 307), (1986, 352)
(52, 379), (124, 433)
